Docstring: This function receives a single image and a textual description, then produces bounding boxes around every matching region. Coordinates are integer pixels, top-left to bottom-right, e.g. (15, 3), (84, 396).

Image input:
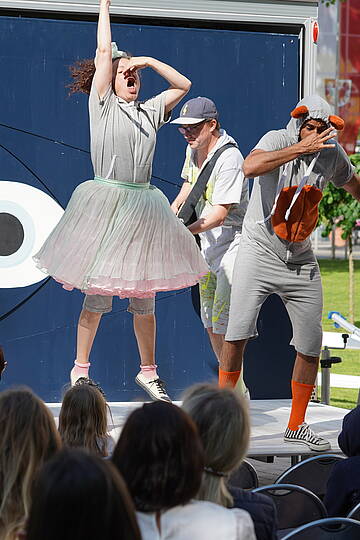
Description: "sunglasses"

(178, 119), (209, 135)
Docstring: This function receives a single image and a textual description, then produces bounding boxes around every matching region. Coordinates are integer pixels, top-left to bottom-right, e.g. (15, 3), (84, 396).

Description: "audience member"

(24, 448), (141, 540)
(112, 401), (255, 539)
(59, 379), (114, 457)
(0, 387), (61, 540)
(182, 383), (278, 540)
(324, 405), (360, 516)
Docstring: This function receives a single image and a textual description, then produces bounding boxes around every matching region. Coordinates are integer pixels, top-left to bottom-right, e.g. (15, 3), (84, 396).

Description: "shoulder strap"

(178, 142), (237, 225)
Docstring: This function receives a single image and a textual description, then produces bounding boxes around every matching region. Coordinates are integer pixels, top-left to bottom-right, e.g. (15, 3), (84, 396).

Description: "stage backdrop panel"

(0, 13), (299, 401)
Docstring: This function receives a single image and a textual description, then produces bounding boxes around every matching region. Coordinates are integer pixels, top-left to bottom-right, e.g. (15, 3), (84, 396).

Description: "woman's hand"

(99, 0), (111, 6)
(123, 55), (191, 113)
(123, 57), (150, 78)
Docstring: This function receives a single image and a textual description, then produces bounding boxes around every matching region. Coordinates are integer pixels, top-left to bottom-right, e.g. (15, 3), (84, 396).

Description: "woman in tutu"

(34, 0), (207, 401)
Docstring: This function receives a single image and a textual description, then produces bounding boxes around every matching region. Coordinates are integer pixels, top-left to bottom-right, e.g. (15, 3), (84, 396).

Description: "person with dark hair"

(182, 383), (277, 540)
(324, 405), (360, 517)
(24, 448), (141, 540)
(0, 387), (61, 540)
(112, 401), (256, 539)
(220, 95), (360, 450)
(33, 0), (207, 402)
(59, 380), (115, 457)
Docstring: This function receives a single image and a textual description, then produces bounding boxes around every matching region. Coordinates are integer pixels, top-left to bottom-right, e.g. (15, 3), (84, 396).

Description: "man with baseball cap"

(171, 97), (249, 395)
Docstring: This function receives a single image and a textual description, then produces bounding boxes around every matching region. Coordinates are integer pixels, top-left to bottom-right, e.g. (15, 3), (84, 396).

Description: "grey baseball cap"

(171, 97), (218, 125)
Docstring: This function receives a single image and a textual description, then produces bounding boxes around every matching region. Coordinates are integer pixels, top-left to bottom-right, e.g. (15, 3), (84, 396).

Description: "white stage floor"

(47, 399), (348, 462)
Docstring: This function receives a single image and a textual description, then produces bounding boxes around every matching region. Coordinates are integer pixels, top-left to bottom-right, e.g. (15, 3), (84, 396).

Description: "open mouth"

(127, 77), (136, 88)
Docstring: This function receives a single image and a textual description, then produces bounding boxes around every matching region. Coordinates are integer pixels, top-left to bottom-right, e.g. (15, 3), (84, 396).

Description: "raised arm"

(242, 127), (336, 178)
(94, 0), (113, 99)
(123, 57), (191, 113)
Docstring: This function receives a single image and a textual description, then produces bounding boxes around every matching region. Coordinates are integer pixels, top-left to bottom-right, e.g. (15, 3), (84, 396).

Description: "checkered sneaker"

(284, 422), (331, 451)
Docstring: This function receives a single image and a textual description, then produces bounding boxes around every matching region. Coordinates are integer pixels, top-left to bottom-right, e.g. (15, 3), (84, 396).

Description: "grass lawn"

(329, 388), (358, 410)
(318, 259), (359, 409)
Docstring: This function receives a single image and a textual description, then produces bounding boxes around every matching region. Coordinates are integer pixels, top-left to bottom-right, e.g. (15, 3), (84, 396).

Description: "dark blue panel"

(0, 15), (299, 401)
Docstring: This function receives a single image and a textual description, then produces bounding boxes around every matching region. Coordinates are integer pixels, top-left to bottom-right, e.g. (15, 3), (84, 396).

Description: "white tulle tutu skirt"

(33, 176), (208, 298)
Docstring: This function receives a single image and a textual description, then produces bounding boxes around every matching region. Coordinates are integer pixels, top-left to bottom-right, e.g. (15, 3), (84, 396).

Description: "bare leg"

(133, 313), (156, 367)
(292, 352), (319, 385)
(207, 327), (224, 361)
(211, 333), (248, 396)
(70, 308), (102, 385)
(76, 309), (102, 364)
(133, 314), (170, 401)
(219, 338), (248, 372)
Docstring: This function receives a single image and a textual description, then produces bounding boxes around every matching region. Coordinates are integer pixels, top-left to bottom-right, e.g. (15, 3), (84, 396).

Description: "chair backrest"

(348, 501), (360, 521)
(275, 454), (345, 499)
(228, 460), (259, 490)
(281, 517), (360, 539)
(252, 483), (327, 530)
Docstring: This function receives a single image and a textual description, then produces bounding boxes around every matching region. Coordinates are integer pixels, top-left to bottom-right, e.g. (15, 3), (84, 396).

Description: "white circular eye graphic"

(0, 181), (64, 288)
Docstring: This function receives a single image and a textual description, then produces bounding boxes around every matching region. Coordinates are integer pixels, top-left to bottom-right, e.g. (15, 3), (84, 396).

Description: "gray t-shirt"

(243, 129), (354, 263)
(89, 81), (168, 183)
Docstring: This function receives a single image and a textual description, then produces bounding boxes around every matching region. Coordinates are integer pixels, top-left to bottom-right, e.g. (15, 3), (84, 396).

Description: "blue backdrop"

(0, 14), (299, 401)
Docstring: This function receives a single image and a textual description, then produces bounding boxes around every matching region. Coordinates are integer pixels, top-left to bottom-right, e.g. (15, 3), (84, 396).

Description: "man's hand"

(188, 204), (230, 234)
(100, 0), (111, 6)
(297, 127), (336, 155)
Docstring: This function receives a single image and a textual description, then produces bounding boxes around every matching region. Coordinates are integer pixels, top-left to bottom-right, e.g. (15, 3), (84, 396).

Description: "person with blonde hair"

(182, 383), (277, 540)
(59, 379), (114, 457)
(0, 387), (61, 540)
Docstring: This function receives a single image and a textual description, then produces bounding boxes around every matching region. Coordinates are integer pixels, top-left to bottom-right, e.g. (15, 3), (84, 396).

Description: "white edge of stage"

(47, 399), (348, 460)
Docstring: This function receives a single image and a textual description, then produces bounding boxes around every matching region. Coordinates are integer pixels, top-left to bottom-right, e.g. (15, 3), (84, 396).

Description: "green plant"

(321, 0), (346, 5)
(318, 154), (360, 238)
(349, 153), (360, 174)
(318, 155), (360, 322)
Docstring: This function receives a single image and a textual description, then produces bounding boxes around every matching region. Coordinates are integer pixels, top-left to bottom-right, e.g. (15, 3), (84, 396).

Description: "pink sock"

(71, 361), (90, 385)
(140, 364), (158, 379)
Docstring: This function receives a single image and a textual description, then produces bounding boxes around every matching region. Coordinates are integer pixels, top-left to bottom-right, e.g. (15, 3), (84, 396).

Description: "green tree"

(321, 0), (346, 5)
(318, 154), (360, 322)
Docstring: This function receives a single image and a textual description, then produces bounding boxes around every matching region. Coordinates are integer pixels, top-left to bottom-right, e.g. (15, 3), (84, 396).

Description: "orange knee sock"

(288, 380), (314, 430)
(219, 369), (241, 388)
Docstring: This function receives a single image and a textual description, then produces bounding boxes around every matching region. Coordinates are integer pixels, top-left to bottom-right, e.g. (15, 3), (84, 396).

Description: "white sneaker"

(284, 422), (331, 451)
(135, 372), (171, 402)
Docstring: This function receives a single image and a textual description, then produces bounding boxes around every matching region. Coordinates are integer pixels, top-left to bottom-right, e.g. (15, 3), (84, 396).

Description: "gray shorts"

(225, 237), (323, 357)
(200, 228), (240, 334)
(83, 295), (155, 315)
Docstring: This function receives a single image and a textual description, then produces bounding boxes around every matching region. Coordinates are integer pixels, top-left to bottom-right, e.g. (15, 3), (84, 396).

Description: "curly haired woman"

(34, 0), (207, 401)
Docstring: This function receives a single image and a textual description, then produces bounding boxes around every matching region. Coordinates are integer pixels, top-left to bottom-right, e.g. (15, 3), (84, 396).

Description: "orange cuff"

(219, 369), (241, 388)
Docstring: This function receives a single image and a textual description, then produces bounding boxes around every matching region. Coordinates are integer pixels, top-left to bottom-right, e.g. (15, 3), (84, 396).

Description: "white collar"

(116, 96), (137, 107)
